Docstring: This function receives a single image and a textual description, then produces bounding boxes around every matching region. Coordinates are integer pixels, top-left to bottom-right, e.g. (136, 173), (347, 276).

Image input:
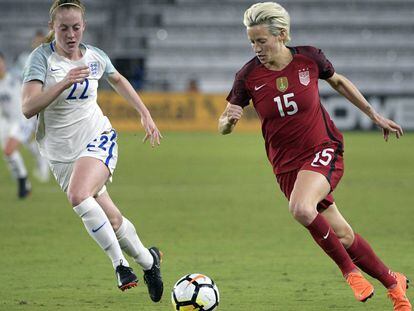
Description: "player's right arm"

(218, 102), (243, 135)
(221, 60), (254, 134)
(22, 66), (89, 119)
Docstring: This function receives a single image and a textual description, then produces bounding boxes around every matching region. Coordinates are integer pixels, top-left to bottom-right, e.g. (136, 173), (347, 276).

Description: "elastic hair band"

(50, 3), (83, 17)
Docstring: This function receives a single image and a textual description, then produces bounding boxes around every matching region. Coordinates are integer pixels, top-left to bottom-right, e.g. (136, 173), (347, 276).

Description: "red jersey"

(226, 46), (344, 174)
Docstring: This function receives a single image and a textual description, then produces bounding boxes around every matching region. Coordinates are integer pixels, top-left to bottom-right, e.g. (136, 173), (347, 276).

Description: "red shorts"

(276, 145), (344, 211)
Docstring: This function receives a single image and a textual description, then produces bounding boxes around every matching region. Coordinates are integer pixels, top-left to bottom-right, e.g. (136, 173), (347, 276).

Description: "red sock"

(306, 214), (356, 276)
(346, 233), (396, 288)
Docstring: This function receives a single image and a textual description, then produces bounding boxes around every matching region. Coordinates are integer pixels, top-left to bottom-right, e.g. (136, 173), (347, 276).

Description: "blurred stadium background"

(1, 0), (414, 131)
(0, 1), (413, 310)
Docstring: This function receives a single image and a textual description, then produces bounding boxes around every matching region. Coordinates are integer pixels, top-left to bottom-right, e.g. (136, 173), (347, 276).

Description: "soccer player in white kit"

(21, 0), (163, 302)
(0, 52), (49, 198)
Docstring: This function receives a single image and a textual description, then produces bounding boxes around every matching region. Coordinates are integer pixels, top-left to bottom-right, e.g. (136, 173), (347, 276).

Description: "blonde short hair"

(243, 2), (291, 43)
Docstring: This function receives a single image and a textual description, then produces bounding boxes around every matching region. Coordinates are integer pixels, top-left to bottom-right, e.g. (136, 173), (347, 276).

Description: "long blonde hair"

(45, 0), (86, 43)
(243, 2), (291, 43)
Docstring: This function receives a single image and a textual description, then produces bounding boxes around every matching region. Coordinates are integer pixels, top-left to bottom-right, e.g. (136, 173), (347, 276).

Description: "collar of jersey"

(50, 41), (88, 61)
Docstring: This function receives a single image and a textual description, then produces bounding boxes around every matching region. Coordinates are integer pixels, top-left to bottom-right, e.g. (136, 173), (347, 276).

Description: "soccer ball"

(171, 273), (220, 310)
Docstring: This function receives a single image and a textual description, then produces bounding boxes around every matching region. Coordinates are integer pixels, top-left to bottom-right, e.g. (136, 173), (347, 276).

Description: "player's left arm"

(107, 70), (162, 147)
(326, 72), (403, 141)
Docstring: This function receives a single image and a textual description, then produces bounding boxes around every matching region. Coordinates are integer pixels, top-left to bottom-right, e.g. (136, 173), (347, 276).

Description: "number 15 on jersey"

(274, 92), (298, 117)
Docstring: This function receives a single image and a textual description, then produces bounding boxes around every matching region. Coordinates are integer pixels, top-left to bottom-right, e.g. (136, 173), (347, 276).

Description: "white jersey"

(0, 73), (25, 123)
(0, 73), (36, 144)
(22, 42), (115, 162)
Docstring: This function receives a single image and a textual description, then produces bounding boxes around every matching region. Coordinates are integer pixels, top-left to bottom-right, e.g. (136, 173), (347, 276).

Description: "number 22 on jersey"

(274, 92), (298, 117)
(66, 78), (89, 100)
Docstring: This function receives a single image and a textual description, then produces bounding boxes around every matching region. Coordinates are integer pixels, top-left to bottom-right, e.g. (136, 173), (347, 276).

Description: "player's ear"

(278, 29), (287, 42)
(48, 20), (53, 31)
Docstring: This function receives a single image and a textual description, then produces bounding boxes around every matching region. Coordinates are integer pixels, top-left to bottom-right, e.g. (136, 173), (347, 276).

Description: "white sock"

(115, 217), (153, 270)
(73, 197), (129, 269)
(5, 151), (27, 178)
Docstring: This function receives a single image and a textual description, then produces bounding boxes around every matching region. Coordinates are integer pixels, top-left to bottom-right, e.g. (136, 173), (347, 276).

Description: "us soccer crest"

(276, 77), (288, 92)
(88, 61), (99, 78)
(298, 68), (310, 86)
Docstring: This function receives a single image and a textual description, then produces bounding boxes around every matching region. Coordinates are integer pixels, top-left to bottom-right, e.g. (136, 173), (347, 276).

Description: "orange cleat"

(346, 271), (375, 302)
(392, 272), (410, 294)
(388, 272), (412, 311)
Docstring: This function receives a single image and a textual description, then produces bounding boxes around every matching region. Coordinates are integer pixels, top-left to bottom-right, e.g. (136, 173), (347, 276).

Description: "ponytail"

(44, 30), (55, 43)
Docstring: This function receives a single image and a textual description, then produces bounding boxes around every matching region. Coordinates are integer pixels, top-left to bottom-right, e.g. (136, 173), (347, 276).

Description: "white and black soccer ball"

(171, 273), (220, 311)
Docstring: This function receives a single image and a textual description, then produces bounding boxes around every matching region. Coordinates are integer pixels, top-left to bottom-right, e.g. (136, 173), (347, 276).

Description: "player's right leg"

(3, 137), (31, 198)
(96, 191), (164, 302)
(66, 157), (137, 291)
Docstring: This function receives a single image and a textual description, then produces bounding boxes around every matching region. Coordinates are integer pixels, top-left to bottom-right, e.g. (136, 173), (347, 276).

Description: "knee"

(289, 200), (318, 225)
(67, 189), (93, 207)
(3, 148), (13, 157)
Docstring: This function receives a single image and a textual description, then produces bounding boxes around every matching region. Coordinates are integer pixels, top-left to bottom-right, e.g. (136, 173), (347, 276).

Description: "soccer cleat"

(346, 271), (375, 302)
(387, 272), (412, 311)
(393, 272), (410, 294)
(18, 177), (31, 199)
(143, 247), (164, 302)
(115, 263), (138, 291)
(388, 284), (412, 311)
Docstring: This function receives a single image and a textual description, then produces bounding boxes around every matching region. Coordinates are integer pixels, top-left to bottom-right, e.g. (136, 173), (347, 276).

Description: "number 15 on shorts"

(311, 148), (334, 167)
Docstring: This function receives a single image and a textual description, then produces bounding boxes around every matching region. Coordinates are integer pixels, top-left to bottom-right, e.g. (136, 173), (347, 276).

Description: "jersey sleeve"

(88, 46), (116, 78)
(296, 46), (335, 80)
(22, 47), (48, 84)
(226, 72), (251, 108)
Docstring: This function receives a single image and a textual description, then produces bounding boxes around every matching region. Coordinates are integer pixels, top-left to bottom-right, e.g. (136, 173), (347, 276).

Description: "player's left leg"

(290, 170), (358, 276)
(96, 191), (164, 302)
(322, 204), (412, 310)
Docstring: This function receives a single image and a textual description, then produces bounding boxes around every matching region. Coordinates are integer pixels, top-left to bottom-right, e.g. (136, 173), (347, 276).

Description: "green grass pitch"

(0, 131), (413, 310)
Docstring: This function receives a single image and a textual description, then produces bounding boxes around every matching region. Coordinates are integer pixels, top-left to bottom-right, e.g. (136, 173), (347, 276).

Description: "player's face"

(52, 8), (85, 57)
(247, 25), (283, 65)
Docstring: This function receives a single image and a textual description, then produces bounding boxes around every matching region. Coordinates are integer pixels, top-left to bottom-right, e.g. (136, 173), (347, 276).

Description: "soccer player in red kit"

(218, 2), (411, 310)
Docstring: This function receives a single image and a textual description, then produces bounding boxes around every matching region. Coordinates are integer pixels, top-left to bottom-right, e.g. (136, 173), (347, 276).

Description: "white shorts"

(0, 118), (36, 146)
(49, 129), (118, 194)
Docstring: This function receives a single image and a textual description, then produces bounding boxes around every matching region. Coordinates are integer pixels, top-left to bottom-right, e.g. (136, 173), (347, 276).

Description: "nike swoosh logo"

(92, 221), (107, 233)
(323, 229), (330, 239)
(50, 67), (60, 72)
(254, 84), (266, 91)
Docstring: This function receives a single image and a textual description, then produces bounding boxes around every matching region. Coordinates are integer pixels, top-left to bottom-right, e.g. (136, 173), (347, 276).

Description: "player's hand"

(227, 104), (243, 125)
(141, 115), (162, 147)
(63, 66), (90, 87)
(372, 113), (403, 141)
